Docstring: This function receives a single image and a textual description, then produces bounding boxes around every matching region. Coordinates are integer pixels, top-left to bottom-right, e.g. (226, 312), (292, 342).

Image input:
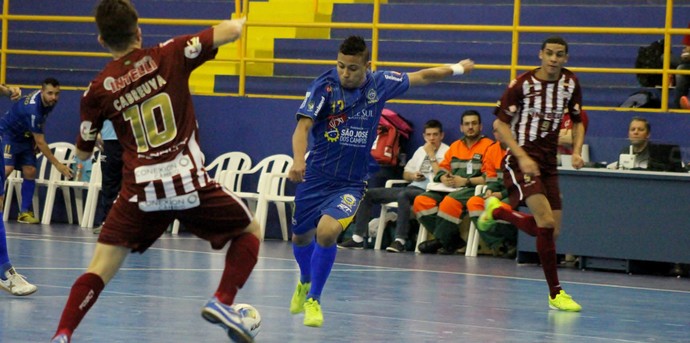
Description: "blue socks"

(293, 239), (315, 284)
(0, 218), (11, 280)
(307, 243), (337, 303)
(21, 179), (35, 212)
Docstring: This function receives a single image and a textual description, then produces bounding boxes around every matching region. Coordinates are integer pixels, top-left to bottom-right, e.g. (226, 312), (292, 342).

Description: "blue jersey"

(297, 68), (409, 182)
(0, 90), (55, 144)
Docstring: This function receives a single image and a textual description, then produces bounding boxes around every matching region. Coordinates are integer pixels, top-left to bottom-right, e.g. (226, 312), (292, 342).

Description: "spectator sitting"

(413, 110), (494, 255)
(608, 116), (684, 172)
(339, 119), (450, 252)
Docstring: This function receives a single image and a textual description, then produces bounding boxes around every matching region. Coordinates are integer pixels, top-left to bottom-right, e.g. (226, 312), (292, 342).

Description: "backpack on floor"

(371, 109), (413, 166)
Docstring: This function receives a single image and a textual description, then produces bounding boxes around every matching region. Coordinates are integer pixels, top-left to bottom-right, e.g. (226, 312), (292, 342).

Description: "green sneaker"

(289, 281), (310, 314)
(549, 290), (582, 312)
(477, 197), (501, 232)
(17, 211), (39, 224)
(303, 298), (323, 327)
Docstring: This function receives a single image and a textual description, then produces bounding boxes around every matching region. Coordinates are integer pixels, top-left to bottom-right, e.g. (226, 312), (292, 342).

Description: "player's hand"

(440, 173), (453, 187)
(517, 155), (540, 181)
(414, 172), (426, 181)
(571, 153), (585, 169)
(288, 160), (306, 183)
(7, 86), (21, 101)
(458, 59), (475, 74)
(58, 164), (73, 179)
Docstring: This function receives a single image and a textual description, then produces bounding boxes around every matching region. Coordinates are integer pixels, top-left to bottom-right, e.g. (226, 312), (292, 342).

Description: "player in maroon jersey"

(51, 1), (257, 342)
(479, 36), (584, 312)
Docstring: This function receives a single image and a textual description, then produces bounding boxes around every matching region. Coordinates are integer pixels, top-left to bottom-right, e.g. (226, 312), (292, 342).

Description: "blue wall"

(33, 90), (690, 171)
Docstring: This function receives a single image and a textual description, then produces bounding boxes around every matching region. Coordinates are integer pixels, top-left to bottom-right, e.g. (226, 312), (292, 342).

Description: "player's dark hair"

(424, 119), (443, 133)
(461, 109), (482, 124)
(42, 77), (60, 88)
(542, 36), (569, 54)
(95, 0), (139, 52)
(339, 36), (369, 62)
(631, 116), (651, 133)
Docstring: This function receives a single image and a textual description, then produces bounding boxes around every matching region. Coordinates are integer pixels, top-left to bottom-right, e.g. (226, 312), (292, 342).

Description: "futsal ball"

(232, 303), (262, 338)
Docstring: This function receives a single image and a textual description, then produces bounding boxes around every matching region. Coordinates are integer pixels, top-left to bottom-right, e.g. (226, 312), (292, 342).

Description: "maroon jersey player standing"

(479, 36), (585, 312)
(52, 1), (258, 342)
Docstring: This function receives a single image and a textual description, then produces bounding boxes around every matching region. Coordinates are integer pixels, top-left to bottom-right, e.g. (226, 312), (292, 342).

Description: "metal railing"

(2, 0), (689, 112)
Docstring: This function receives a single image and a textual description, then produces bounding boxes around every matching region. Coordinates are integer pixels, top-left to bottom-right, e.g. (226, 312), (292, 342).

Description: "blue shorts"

(3, 140), (37, 169)
(292, 177), (366, 235)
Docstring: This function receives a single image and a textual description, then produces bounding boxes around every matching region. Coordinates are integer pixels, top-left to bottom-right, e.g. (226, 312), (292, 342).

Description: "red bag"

(371, 109), (413, 166)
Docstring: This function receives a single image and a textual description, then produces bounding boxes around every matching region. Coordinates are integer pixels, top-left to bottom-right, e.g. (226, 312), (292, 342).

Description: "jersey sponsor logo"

(366, 88), (378, 104)
(313, 96), (325, 115)
(80, 121), (98, 141)
(134, 154), (193, 183)
(113, 75), (168, 111)
(324, 114), (346, 142)
(184, 36), (203, 59)
(339, 127), (369, 146)
(336, 194), (356, 214)
(139, 191), (200, 212)
(299, 92), (311, 109)
(103, 56), (158, 93)
(384, 74), (403, 82)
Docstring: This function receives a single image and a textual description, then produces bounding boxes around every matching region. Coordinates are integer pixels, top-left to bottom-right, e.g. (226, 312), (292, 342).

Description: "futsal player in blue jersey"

(0, 82), (43, 296)
(0, 78), (73, 224)
(288, 35), (475, 327)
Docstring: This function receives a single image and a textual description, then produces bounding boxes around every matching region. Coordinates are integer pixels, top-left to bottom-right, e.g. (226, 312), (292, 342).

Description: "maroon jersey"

(494, 68), (583, 167)
(77, 28), (218, 211)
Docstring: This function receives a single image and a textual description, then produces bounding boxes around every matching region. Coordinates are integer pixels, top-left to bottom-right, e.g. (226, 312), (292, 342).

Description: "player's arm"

(212, 18), (246, 49)
(32, 132), (73, 178)
(570, 121), (586, 169)
(493, 119), (539, 177)
(0, 84), (21, 101)
(289, 116), (313, 183)
(407, 59), (474, 87)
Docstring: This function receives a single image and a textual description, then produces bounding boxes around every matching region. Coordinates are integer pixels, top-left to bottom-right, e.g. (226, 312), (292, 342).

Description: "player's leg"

(0, 153), (37, 296)
(183, 185), (259, 343)
(303, 214), (344, 327)
(412, 191), (445, 253)
(51, 243), (129, 341)
(387, 186), (424, 252)
(17, 147), (39, 223)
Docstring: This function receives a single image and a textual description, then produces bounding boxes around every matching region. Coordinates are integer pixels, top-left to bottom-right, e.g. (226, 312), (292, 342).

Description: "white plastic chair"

(3, 170), (39, 222)
(41, 143), (100, 226)
(170, 151), (252, 235)
(415, 184), (486, 256)
(373, 179), (411, 250)
(233, 154), (293, 240)
(254, 172), (294, 241)
(80, 154), (102, 229)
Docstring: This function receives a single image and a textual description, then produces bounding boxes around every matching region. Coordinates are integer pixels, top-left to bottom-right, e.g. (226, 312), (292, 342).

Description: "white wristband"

(448, 63), (464, 76)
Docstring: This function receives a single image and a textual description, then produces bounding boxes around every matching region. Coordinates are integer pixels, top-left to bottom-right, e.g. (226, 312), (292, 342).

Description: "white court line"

(7, 233), (690, 295)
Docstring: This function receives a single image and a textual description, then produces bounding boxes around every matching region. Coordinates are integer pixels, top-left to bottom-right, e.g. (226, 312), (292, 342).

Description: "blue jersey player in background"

(0, 78), (72, 224)
(0, 82), (43, 296)
(288, 35), (475, 327)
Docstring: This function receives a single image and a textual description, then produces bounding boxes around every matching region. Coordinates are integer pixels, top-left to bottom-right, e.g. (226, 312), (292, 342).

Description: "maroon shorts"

(503, 158), (562, 211)
(98, 183), (253, 253)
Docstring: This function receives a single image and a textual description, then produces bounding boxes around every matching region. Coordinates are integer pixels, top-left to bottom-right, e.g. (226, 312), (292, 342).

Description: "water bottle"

(75, 163), (83, 181)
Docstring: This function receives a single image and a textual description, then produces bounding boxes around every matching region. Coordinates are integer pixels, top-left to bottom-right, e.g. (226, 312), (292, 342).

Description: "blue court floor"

(1, 222), (689, 342)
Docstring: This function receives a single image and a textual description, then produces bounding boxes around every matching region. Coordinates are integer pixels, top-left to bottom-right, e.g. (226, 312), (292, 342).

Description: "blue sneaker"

(477, 197), (502, 232)
(201, 297), (255, 343)
(50, 334), (70, 343)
